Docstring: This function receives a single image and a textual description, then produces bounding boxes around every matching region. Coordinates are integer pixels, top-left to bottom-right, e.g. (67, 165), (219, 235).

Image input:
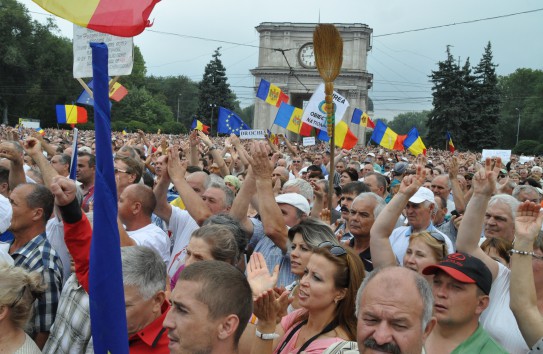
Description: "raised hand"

(50, 176), (77, 206)
(247, 141), (273, 179)
(197, 130), (213, 147)
(23, 137), (42, 157)
(472, 157), (498, 197)
(514, 201), (543, 243)
(398, 165), (426, 197)
(0, 141), (23, 164)
(247, 252), (278, 299)
(167, 145), (186, 181)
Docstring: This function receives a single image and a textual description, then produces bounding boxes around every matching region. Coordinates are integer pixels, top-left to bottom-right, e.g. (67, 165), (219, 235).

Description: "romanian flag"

(446, 132), (455, 153)
(35, 127), (45, 136)
(404, 127), (427, 156)
(370, 120), (405, 151)
(317, 121), (358, 150)
(351, 108), (375, 129)
(32, 0), (160, 37)
(266, 129), (279, 145)
(274, 103), (303, 134)
(256, 79), (289, 107)
(191, 119), (210, 134)
(109, 82), (128, 102)
(56, 105), (88, 124)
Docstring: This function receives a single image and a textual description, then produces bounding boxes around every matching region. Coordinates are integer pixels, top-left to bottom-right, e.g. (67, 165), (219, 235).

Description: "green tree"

(196, 48), (239, 132)
(498, 69), (543, 148)
(239, 104), (255, 127)
(388, 111), (430, 137)
(470, 42), (500, 150)
(427, 46), (468, 148)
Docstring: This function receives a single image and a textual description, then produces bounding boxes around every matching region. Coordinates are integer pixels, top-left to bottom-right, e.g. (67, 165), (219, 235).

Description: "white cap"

(401, 157), (409, 162)
(276, 193), (310, 215)
(78, 146), (92, 154)
(409, 187), (435, 204)
(367, 152), (376, 157)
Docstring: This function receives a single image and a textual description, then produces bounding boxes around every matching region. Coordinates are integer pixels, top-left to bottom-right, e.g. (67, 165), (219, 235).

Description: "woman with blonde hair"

(0, 265), (46, 353)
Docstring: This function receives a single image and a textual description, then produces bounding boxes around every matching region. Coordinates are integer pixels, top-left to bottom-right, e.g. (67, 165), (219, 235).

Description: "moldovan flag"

(446, 132), (455, 153)
(32, 0), (160, 37)
(191, 119), (210, 134)
(274, 103), (303, 134)
(370, 120), (405, 151)
(88, 42), (129, 353)
(35, 127), (45, 136)
(56, 105), (88, 124)
(317, 121), (358, 150)
(256, 79), (289, 107)
(404, 127), (427, 156)
(351, 108), (375, 129)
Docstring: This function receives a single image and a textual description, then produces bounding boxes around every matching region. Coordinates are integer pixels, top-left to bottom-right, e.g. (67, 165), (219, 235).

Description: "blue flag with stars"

(217, 107), (250, 135)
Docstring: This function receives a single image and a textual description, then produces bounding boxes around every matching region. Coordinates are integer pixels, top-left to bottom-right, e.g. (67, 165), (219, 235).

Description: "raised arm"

(248, 141), (288, 252)
(278, 134), (297, 156)
(448, 156), (466, 214)
(23, 137), (59, 188)
(188, 130), (200, 167)
(153, 168), (173, 223)
(229, 150), (256, 234)
(0, 141), (26, 189)
(167, 145), (211, 225)
(510, 201), (543, 348)
(231, 134), (250, 169)
(455, 158), (499, 279)
(33, 132), (58, 157)
(370, 165), (426, 268)
(199, 131), (229, 177)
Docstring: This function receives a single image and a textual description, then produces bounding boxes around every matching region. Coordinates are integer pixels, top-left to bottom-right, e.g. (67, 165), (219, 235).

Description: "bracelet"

(255, 329), (280, 340)
(509, 249), (535, 256)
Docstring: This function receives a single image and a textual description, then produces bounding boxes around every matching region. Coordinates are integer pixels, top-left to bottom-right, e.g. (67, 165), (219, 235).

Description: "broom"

(313, 24), (343, 213)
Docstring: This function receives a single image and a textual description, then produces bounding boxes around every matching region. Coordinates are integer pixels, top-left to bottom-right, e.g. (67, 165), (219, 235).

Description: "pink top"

(274, 309), (343, 354)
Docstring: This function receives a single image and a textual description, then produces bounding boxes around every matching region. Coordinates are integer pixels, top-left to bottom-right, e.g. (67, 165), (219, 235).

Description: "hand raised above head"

(50, 175), (77, 206)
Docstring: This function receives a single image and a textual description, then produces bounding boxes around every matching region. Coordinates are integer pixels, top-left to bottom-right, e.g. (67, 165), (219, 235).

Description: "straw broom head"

(313, 24), (343, 136)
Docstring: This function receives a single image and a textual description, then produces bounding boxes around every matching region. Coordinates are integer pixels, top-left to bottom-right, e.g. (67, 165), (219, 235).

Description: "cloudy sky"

(20, 0), (543, 121)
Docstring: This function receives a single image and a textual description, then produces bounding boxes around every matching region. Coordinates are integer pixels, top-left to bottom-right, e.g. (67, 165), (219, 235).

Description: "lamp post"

(515, 107), (521, 146)
(176, 94), (181, 123)
(209, 103), (217, 135)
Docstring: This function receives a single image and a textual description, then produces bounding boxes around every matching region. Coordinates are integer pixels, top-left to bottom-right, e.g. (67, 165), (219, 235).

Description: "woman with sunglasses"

(370, 165), (449, 277)
(249, 242), (364, 354)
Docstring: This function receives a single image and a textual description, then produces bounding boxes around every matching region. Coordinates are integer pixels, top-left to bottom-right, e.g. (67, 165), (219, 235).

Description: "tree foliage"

(388, 111), (430, 137)
(427, 44), (501, 151)
(196, 48), (240, 132)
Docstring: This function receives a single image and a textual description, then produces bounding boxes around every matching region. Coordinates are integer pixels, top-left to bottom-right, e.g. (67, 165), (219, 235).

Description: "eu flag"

(217, 107), (250, 135)
(76, 79), (113, 108)
(89, 42), (129, 354)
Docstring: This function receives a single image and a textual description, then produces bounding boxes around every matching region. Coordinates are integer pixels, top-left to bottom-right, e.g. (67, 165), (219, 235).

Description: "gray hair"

(488, 194), (520, 219)
(287, 218), (339, 249)
(208, 182), (235, 208)
(352, 192), (386, 218)
(203, 214), (249, 258)
(283, 178), (314, 201)
(57, 153), (72, 168)
(121, 246), (167, 300)
(512, 185), (540, 201)
(190, 224), (240, 265)
(356, 267), (434, 330)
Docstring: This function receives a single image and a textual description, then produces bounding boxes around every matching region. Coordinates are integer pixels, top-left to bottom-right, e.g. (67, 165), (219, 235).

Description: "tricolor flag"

(191, 119), (210, 134)
(56, 105), (88, 124)
(370, 120), (406, 151)
(404, 127), (427, 156)
(351, 108), (375, 129)
(122, 129), (128, 136)
(32, 0), (160, 37)
(446, 132), (455, 153)
(317, 121), (358, 150)
(274, 103), (303, 134)
(256, 79), (289, 108)
(35, 127), (45, 136)
(109, 82), (128, 102)
(88, 42), (129, 353)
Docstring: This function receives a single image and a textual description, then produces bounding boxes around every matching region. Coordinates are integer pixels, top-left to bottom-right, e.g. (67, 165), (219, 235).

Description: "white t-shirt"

(389, 225), (454, 265)
(0, 194), (12, 234)
(166, 207), (199, 279)
(480, 262), (529, 354)
(127, 223), (171, 265)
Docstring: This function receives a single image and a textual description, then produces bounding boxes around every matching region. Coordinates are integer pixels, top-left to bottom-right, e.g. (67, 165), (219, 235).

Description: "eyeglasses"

(292, 160), (301, 163)
(114, 168), (129, 174)
(318, 241), (347, 257)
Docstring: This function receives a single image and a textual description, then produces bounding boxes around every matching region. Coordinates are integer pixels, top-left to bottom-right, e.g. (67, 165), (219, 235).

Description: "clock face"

(299, 43), (316, 68)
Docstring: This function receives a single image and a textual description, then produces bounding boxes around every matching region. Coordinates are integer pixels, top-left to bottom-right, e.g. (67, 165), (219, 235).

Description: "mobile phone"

(451, 210), (460, 217)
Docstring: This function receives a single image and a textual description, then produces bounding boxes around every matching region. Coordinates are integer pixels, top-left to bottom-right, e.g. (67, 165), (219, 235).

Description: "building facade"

(251, 22), (373, 144)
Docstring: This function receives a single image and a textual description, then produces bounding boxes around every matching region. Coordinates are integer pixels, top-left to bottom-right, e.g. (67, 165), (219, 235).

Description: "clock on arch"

(298, 43), (316, 68)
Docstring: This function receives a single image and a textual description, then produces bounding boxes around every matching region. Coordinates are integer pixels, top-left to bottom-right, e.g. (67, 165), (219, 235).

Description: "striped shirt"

(11, 232), (63, 335)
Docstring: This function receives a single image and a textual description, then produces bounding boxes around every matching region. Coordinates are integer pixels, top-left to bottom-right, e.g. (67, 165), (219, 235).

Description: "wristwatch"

(255, 329), (280, 340)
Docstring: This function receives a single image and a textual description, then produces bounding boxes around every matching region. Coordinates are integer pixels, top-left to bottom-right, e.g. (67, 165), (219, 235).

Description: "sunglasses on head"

(318, 241), (347, 257)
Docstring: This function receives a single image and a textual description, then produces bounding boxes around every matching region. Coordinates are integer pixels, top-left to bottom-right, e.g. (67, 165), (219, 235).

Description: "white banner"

(303, 137), (316, 146)
(519, 156), (535, 164)
(18, 118), (41, 129)
(301, 83), (349, 130)
(73, 25), (134, 78)
(481, 149), (511, 164)
(240, 129), (265, 140)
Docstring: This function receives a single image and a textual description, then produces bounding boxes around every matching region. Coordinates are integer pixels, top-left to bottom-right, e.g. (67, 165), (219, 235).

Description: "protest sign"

(482, 149), (511, 164)
(240, 129), (265, 139)
(303, 137), (316, 146)
(301, 83), (349, 130)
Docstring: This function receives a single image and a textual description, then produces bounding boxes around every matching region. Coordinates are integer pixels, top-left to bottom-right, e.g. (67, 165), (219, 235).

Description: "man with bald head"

(356, 266), (436, 354)
(118, 184), (170, 263)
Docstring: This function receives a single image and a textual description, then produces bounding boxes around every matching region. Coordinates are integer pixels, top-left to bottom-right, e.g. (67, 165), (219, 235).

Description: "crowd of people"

(1, 124), (543, 353)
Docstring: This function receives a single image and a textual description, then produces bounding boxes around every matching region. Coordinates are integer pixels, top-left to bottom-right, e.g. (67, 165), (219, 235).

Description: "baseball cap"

(393, 162), (408, 175)
(408, 187), (435, 204)
(367, 152), (375, 157)
(275, 193), (310, 215)
(401, 157), (409, 162)
(78, 146), (92, 154)
(422, 252), (492, 295)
